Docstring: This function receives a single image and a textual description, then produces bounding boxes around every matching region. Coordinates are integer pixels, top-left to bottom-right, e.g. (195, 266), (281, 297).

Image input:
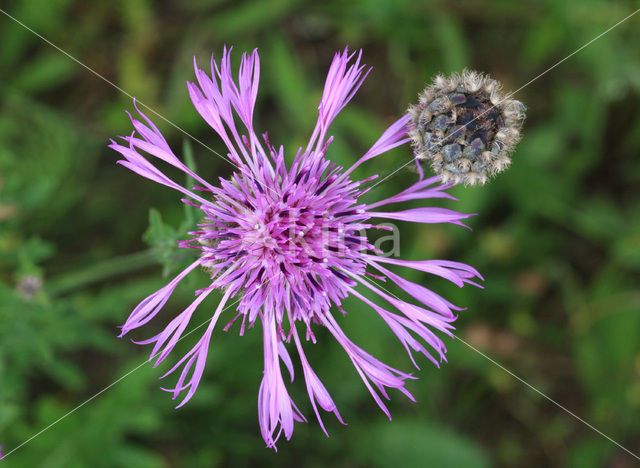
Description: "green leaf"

(207, 0), (302, 37)
(12, 51), (76, 92)
(353, 421), (490, 468)
(181, 139), (201, 230)
(266, 37), (314, 130)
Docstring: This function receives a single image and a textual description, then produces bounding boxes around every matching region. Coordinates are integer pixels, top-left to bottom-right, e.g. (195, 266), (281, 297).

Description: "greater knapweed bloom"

(408, 69), (526, 185)
(110, 47), (483, 449)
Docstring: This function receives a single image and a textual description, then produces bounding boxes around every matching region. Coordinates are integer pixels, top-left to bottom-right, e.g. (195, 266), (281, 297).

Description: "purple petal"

(344, 114), (412, 176)
(159, 288), (233, 408)
(120, 259), (202, 336)
(365, 254), (484, 286)
(367, 207), (475, 227)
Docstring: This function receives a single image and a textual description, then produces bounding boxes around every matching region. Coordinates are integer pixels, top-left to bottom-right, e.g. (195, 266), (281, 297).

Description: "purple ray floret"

(110, 46), (482, 450)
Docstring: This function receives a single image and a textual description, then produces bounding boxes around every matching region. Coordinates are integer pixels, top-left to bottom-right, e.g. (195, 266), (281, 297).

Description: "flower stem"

(46, 250), (159, 297)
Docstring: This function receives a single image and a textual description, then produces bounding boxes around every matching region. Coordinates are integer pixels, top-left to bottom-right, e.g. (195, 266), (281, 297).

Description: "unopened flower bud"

(408, 69), (526, 185)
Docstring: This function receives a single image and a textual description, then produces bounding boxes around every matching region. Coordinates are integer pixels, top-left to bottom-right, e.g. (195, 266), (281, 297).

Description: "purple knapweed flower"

(110, 46), (482, 449)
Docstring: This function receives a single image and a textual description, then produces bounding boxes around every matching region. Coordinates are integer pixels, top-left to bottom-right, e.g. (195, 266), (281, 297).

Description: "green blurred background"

(1, 0), (639, 466)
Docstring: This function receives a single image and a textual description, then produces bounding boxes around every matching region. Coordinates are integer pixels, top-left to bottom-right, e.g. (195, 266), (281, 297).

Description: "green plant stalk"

(46, 249), (159, 297)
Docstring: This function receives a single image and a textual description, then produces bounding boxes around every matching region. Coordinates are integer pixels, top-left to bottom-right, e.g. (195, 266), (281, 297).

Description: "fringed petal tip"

(129, 336), (155, 346)
(159, 387), (193, 409)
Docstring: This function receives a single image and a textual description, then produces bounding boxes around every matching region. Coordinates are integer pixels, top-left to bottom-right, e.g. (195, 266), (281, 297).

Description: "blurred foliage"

(1, 0), (640, 466)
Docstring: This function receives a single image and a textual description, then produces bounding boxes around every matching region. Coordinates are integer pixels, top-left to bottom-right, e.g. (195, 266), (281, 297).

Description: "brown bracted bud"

(408, 69), (526, 186)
